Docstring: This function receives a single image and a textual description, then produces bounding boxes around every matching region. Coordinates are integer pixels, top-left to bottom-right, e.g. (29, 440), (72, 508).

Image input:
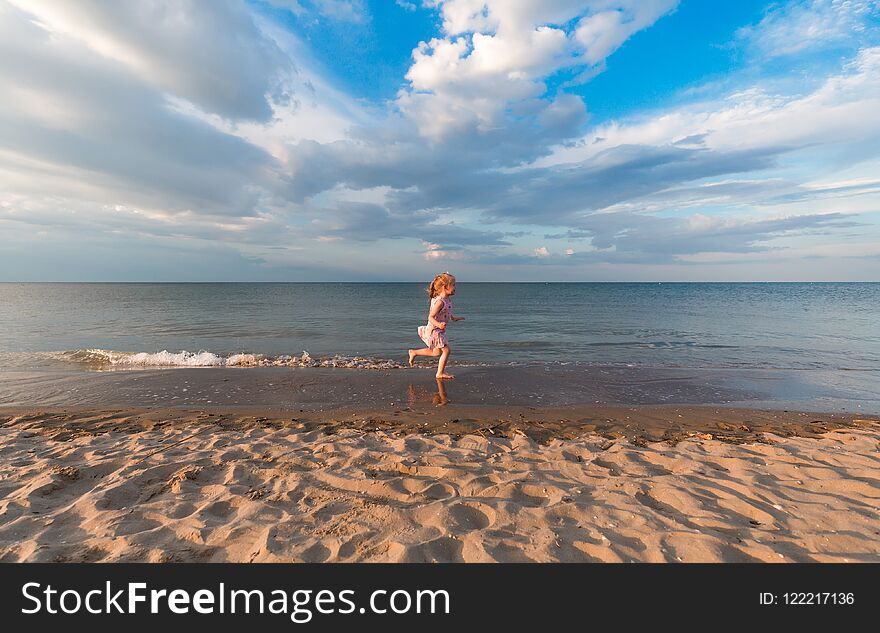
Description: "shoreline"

(2, 363), (878, 413)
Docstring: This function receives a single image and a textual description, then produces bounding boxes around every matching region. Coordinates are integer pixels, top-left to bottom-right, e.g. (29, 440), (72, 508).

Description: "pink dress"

(418, 296), (452, 350)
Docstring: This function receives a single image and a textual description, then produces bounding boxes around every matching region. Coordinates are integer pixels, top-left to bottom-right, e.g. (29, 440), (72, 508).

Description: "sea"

(0, 282), (877, 373)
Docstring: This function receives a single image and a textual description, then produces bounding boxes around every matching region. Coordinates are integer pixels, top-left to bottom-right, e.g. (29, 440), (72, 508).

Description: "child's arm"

(428, 298), (446, 330)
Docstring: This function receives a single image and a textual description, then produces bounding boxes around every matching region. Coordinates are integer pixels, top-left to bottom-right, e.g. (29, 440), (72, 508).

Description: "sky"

(1, 0), (879, 281)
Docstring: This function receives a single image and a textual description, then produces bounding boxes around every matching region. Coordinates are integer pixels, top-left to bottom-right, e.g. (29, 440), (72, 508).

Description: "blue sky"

(277, 0), (773, 120)
(1, 0), (879, 281)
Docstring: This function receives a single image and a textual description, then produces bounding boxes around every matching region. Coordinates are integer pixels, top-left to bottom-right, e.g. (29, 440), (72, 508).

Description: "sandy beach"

(1, 404), (877, 563)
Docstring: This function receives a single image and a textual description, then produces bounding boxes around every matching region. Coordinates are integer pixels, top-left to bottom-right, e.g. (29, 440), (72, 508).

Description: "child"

(408, 272), (464, 379)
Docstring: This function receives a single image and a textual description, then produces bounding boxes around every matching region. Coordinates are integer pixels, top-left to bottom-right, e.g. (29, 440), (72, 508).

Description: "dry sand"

(1, 407), (878, 563)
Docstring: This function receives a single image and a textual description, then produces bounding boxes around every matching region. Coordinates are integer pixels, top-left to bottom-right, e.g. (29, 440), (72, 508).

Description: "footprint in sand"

(510, 483), (560, 507)
(402, 536), (464, 563)
(488, 542), (535, 563)
(29, 466), (82, 498)
(299, 541), (332, 562)
(404, 437), (429, 452)
(449, 502), (495, 531)
(203, 500), (235, 519)
(421, 481), (457, 500)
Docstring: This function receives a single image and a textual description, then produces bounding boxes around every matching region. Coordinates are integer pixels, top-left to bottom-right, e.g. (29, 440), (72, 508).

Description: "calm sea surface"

(0, 283), (878, 373)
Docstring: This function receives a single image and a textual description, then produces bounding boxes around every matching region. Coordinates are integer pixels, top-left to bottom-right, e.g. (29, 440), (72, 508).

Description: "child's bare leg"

(409, 347), (440, 366)
(436, 346), (453, 379)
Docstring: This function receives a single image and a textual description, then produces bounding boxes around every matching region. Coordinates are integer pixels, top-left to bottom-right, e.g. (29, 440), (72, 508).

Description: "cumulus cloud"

(399, 0), (678, 139)
(421, 240), (466, 261)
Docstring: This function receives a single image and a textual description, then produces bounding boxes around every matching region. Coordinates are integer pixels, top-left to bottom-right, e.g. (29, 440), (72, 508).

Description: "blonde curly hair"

(426, 272), (456, 298)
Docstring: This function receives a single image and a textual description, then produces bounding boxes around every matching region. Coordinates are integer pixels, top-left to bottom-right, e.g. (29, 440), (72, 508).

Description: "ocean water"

(0, 282), (878, 374)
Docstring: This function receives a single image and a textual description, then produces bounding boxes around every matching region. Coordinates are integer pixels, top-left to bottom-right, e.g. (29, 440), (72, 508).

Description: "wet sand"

(1, 402), (878, 563)
(1, 364), (877, 413)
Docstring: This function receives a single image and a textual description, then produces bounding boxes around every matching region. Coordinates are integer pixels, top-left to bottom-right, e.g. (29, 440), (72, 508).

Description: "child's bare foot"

(436, 373), (454, 380)
(407, 350), (416, 367)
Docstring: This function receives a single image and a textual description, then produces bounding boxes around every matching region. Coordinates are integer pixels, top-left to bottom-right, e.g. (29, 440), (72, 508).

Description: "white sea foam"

(51, 349), (406, 370)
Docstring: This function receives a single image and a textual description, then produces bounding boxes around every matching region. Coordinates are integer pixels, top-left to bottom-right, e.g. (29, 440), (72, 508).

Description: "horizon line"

(1, 280), (878, 284)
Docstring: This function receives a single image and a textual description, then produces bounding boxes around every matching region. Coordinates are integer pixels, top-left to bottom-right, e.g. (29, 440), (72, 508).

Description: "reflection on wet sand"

(407, 378), (449, 407)
(434, 378), (448, 406)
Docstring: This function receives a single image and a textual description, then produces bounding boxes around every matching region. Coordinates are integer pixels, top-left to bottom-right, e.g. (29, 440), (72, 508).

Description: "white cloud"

(0, 0), (378, 261)
(1, 0), (879, 281)
(267, 0), (368, 22)
(536, 46), (880, 168)
(422, 240), (465, 260)
(737, 0), (879, 58)
(282, 40), (880, 272)
(0, 7), (288, 216)
(573, 1), (677, 64)
(6, 0), (293, 121)
(399, 0), (678, 139)
(169, 16), (373, 157)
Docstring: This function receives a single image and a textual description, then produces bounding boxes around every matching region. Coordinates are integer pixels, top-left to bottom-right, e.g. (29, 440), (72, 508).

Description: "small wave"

(584, 341), (738, 349)
(49, 349), (406, 370)
(499, 341), (557, 349)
